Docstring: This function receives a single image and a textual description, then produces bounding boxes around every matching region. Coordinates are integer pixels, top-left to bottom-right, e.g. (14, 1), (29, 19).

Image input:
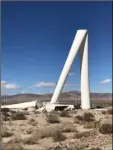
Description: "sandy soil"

(1, 107), (112, 150)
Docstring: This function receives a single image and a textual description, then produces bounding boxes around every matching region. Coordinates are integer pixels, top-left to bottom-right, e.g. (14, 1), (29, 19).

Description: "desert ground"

(1, 105), (112, 150)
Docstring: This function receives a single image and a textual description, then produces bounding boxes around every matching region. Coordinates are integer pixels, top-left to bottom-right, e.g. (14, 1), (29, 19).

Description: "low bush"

(11, 111), (27, 120)
(3, 142), (24, 150)
(90, 148), (102, 150)
(28, 118), (37, 126)
(46, 113), (60, 123)
(60, 111), (70, 117)
(84, 121), (99, 129)
(83, 112), (95, 122)
(108, 107), (112, 115)
(62, 122), (77, 133)
(74, 115), (83, 124)
(52, 132), (66, 142)
(99, 122), (112, 134)
(74, 130), (97, 139)
(1, 127), (13, 137)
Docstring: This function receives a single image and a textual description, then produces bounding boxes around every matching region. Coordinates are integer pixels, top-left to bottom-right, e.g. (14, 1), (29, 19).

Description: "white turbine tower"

(47, 29), (91, 110)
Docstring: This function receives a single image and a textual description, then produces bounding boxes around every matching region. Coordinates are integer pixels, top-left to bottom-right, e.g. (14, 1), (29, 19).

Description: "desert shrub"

(84, 121), (99, 129)
(60, 111), (71, 117)
(48, 144), (88, 150)
(7, 121), (13, 126)
(101, 110), (107, 115)
(75, 131), (90, 139)
(74, 115), (83, 124)
(28, 125), (62, 142)
(26, 127), (33, 134)
(1, 126), (13, 137)
(90, 148), (102, 150)
(62, 122), (77, 133)
(1, 108), (10, 112)
(11, 111), (26, 120)
(52, 132), (66, 142)
(11, 134), (22, 143)
(2, 115), (10, 121)
(2, 111), (10, 117)
(23, 136), (38, 145)
(74, 130), (97, 139)
(108, 107), (112, 115)
(3, 142), (24, 150)
(28, 118), (37, 126)
(83, 112), (95, 122)
(99, 122), (112, 134)
(47, 145), (70, 150)
(46, 113), (60, 123)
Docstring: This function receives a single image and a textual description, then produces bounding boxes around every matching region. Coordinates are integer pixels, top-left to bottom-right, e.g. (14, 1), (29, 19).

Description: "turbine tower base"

(43, 103), (74, 112)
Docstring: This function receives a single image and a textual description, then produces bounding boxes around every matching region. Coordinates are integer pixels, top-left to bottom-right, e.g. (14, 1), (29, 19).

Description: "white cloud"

(1, 80), (20, 89)
(69, 72), (76, 76)
(30, 81), (77, 88)
(30, 82), (56, 88)
(1, 80), (7, 87)
(100, 78), (112, 84)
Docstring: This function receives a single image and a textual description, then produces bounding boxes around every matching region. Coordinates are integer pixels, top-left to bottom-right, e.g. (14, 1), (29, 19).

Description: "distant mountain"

(1, 91), (112, 105)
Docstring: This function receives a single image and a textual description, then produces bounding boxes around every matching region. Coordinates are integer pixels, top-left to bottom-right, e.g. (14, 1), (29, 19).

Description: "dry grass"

(48, 144), (88, 150)
(26, 127), (33, 134)
(60, 111), (71, 117)
(3, 142), (24, 150)
(7, 121), (14, 126)
(46, 113), (60, 123)
(74, 112), (95, 124)
(74, 115), (83, 124)
(24, 125), (62, 144)
(101, 110), (108, 115)
(99, 122), (112, 134)
(90, 148), (102, 150)
(23, 136), (38, 145)
(1, 126), (13, 137)
(62, 122), (77, 133)
(82, 112), (95, 122)
(74, 130), (97, 139)
(28, 118), (37, 126)
(108, 107), (112, 115)
(74, 131), (91, 139)
(52, 132), (66, 142)
(84, 121), (100, 129)
(2, 115), (11, 121)
(2, 111), (10, 117)
(11, 111), (27, 120)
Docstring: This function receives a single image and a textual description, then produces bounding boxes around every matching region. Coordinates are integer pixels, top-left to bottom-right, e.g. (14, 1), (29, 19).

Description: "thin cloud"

(1, 80), (20, 89)
(69, 72), (76, 76)
(29, 81), (77, 88)
(100, 78), (112, 84)
(30, 82), (56, 88)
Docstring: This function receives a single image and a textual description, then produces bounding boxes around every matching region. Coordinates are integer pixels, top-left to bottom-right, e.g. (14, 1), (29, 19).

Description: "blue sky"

(1, 1), (112, 95)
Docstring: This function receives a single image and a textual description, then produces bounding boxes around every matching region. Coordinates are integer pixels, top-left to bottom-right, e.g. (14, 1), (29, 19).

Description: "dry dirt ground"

(1, 107), (112, 150)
